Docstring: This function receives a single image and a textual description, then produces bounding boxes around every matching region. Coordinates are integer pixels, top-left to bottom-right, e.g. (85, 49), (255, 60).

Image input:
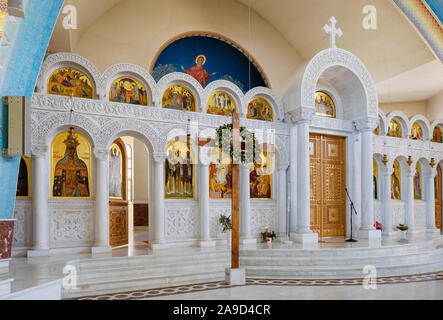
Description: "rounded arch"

(386, 111), (409, 138)
(409, 115), (431, 141)
(156, 72), (204, 111)
(36, 52), (101, 98)
(99, 118), (158, 154)
(33, 112), (100, 149)
(282, 48), (378, 121)
(101, 63), (158, 106)
(203, 80), (244, 115)
(244, 87), (284, 122)
(430, 119), (443, 143)
(314, 82), (343, 119)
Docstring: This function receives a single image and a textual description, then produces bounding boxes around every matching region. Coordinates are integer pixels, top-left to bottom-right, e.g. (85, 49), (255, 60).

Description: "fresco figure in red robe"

(181, 55), (217, 87)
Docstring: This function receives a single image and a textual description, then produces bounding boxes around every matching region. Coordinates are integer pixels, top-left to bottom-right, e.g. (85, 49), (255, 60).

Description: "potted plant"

(261, 226), (277, 244)
(396, 224), (408, 239)
(219, 214), (232, 244)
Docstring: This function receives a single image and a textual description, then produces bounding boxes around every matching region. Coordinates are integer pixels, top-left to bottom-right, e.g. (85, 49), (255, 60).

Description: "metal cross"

(322, 16), (343, 48)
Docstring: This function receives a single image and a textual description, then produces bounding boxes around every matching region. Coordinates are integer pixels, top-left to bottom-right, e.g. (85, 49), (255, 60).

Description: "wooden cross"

(194, 111), (274, 269)
(322, 16), (343, 48)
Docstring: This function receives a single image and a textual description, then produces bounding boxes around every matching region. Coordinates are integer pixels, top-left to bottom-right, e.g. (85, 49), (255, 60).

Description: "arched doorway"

(108, 136), (151, 248)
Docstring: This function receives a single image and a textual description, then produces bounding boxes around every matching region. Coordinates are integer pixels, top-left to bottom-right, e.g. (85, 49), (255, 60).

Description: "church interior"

(1, 0), (443, 301)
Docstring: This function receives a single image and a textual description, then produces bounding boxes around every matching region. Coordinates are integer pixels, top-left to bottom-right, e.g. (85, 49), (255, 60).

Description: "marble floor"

(6, 231), (443, 299)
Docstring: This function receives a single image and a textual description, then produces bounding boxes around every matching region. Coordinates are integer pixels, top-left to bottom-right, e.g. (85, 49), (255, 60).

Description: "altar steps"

(63, 250), (230, 299)
(242, 241), (443, 279)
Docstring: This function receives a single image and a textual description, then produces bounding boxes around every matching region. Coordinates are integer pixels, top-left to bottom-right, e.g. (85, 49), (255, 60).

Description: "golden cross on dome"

(323, 16), (343, 48)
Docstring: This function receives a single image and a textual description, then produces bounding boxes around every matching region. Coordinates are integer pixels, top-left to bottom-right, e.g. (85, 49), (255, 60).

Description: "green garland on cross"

(215, 123), (259, 164)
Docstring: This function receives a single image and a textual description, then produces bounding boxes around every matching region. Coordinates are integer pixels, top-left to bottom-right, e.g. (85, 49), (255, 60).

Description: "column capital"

(288, 107), (315, 124)
(94, 148), (108, 161)
(31, 145), (48, 157)
(354, 117), (378, 132)
(240, 163), (252, 170)
(152, 152), (166, 163)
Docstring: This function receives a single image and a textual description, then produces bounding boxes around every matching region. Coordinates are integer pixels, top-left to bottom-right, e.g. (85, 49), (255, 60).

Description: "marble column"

(404, 165), (416, 232)
(290, 108), (317, 244)
(382, 165), (397, 237)
(92, 149), (111, 253)
(28, 146), (50, 257)
(240, 163), (255, 244)
(289, 125), (297, 234)
(151, 153), (166, 248)
(357, 120), (380, 239)
(199, 162), (215, 246)
(425, 168), (439, 233)
(277, 162), (290, 242)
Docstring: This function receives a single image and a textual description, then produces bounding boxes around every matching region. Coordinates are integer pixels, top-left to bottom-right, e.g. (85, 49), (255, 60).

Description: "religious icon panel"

(51, 128), (91, 198)
(16, 157), (30, 198)
(315, 91), (336, 118)
(391, 160), (401, 200)
(164, 141), (194, 199)
(414, 162), (422, 200)
(47, 67), (94, 98)
(209, 149), (232, 199)
(109, 77), (149, 105)
(247, 97), (274, 122)
(373, 125), (380, 135)
(388, 119), (402, 138)
(162, 85), (196, 112)
(432, 126), (443, 143)
(411, 122), (424, 140)
(250, 152), (273, 200)
(207, 91), (237, 116)
(109, 142), (124, 199)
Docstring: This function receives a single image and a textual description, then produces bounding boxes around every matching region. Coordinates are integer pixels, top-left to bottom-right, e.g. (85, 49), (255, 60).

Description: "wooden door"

(109, 139), (129, 247)
(436, 165), (442, 230)
(310, 133), (346, 238)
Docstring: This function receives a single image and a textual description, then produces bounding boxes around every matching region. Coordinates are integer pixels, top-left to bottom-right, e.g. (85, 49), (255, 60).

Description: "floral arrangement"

(261, 226), (277, 242)
(215, 123), (258, 163)
(396, 224), (408, 231)
(374, 221), (383, 231)
(219, 214), (232, 233)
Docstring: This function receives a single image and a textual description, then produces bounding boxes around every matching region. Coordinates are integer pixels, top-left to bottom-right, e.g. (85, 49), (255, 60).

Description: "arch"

(282, 48), (378, 121)
(33, 112), (100, 149)
(409, 114), (431, 141)
(156, 72), (203, 112)
(386, 111), (409, 138)
(36, 52), (101, 98)
(377, 109), (388, 135)
(244, 87), (284, 121)
(431, 120), (443, 143)
(203, 80), (244, 115)
(101, 63), (158, 106)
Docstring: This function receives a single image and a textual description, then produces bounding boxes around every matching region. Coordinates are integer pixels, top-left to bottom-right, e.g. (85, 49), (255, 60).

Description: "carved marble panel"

(165, 204), (198, 239)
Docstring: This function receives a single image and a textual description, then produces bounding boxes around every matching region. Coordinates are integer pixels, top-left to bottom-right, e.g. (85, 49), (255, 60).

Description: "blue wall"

(0, 0), (63, 220)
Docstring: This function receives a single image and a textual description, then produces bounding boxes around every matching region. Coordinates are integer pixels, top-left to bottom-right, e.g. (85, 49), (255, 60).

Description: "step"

(240, 250), (442, 267)
(64, 267), (226, 299)
(244, 258), (443, 279)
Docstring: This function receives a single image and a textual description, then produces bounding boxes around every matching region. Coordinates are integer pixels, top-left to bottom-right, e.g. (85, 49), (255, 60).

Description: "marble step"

(240, 250), (442, 267)
(70, 250), (230, 270)
(244, 258), (443, 279)
(76, 259), (230, 281)
(241, 242), (435, 258)
(64, 267), (226, 299)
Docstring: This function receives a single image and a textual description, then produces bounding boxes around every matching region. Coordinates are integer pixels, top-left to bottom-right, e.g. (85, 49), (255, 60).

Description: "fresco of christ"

(181, 54), (217, 87)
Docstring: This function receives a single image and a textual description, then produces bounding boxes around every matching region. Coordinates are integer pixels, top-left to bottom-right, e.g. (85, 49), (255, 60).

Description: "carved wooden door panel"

(109, 200), (129, 247)
(436, 166), (442, 230)
(310, 134), (346, 238)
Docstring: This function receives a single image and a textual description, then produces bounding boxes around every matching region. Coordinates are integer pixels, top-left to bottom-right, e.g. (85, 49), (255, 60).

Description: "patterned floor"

(75, 271), (443, 300)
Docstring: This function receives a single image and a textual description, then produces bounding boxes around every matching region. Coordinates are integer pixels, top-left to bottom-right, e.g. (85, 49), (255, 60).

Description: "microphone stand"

(345, 188), (358, 243)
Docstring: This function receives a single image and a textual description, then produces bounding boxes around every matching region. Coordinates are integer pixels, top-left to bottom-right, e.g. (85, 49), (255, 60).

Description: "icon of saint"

(181, 55), (217, 87)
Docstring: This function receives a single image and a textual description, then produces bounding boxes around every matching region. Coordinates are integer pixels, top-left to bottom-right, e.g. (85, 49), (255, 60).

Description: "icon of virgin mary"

(181, 54), (217, 87)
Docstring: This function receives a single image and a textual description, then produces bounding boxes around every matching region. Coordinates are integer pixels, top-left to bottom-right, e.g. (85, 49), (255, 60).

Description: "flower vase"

(226, 231), (232, 246)
(266, 237), (272, 248)
(401, 230), (407, 240)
